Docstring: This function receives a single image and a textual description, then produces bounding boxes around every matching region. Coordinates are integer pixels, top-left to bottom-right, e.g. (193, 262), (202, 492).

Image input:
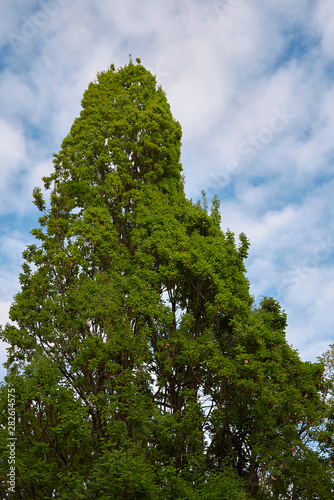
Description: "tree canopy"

(0, 58), (333, 499)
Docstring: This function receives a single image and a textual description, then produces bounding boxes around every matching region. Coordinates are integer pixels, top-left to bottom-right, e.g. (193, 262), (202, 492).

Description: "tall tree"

(0, 59), (333, 499)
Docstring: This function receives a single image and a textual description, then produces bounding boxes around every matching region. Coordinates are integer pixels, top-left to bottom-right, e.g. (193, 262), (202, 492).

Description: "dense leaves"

(0, 59), (333, 498)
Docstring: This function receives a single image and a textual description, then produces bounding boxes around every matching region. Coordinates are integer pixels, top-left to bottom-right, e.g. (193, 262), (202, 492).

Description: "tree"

(318, 343), (334, 396)
(316, 343), (334, 494)
(0, 58), (333, 499)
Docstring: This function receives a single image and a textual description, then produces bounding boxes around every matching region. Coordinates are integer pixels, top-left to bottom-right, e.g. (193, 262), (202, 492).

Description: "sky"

(1, 0), (334, 380)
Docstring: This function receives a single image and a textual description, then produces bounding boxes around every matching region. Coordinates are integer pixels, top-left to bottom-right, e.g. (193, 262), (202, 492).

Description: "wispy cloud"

(1, 0), (334, 377)
(7, 1), (73, 54)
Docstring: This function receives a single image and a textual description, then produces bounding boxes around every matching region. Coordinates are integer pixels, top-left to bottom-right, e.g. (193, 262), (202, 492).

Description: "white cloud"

(0, 118), (25, 172)
(1, 0), (334, 374)
(315, 0), (334, 58)
(0, 119), (27, 213)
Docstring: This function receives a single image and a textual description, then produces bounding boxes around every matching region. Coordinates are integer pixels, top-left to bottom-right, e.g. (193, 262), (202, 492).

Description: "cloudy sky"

(1, 0), (334, 379)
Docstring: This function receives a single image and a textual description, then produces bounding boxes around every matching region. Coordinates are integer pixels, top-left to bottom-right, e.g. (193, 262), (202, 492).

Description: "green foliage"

(210, 194), (221, 227)
(0, 59), (333, 498)
(318, 342), (334, 396)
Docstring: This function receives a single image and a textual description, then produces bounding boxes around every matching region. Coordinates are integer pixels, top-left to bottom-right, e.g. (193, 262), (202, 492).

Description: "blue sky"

(1, 0), (334, 379)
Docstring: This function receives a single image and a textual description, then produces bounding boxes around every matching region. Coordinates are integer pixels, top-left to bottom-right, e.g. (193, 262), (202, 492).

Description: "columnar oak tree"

(0, 59), (333, 499)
